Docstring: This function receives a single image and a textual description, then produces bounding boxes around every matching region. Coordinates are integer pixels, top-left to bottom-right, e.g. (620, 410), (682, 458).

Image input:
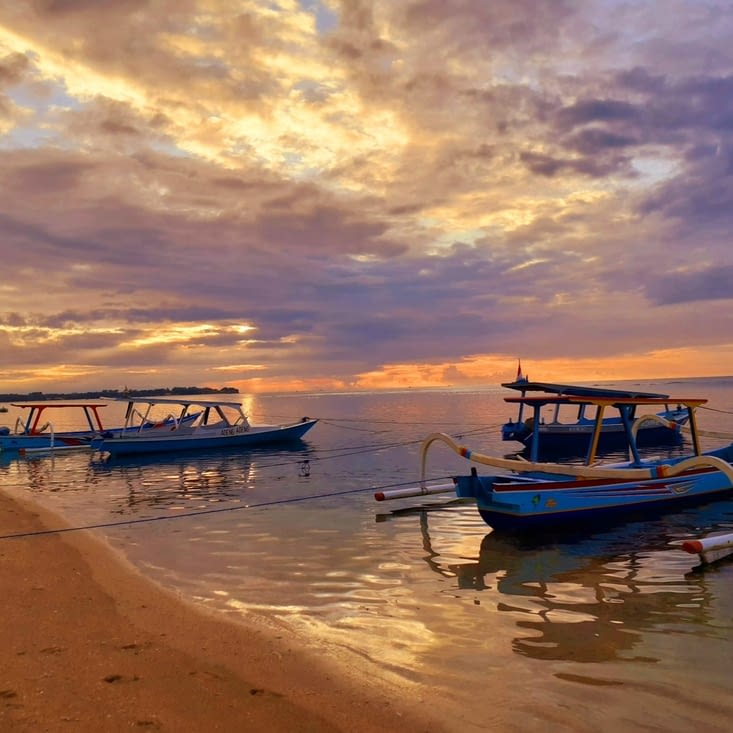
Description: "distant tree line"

(0, 386), (239, 401)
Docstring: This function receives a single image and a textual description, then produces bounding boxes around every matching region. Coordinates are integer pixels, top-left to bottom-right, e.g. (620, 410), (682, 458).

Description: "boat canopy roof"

(501, 379), (670, 399)
(11, 401), (108, 408)
(504, 394), (707, 408)
(107, 396), (244, 409)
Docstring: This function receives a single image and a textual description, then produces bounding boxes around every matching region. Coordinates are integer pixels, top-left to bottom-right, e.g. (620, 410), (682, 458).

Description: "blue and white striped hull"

(0, 432), (95, 453)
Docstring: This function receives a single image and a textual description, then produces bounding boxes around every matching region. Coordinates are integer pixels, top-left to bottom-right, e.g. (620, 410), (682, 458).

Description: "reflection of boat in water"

(384, 498), (733, 663)
(89, 443), (314, 514)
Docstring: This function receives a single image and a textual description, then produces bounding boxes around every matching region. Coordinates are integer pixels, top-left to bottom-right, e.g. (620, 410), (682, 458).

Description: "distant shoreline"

(0, 386), (239, 402)
(1, 375), (732, 404)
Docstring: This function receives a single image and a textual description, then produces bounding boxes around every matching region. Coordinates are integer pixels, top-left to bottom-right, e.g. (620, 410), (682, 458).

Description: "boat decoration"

(98, 396), (317, 456)
(376, 393), (733, 531)
(500, 379), (688, 457)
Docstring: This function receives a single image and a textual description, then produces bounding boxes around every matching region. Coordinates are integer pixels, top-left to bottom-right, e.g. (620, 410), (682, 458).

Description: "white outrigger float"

(682, 533), (733, 565)
(376, 393), (733, 532)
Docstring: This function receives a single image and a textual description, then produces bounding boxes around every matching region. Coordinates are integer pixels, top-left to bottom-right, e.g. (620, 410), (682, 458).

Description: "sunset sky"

(1, 0), (733, 394)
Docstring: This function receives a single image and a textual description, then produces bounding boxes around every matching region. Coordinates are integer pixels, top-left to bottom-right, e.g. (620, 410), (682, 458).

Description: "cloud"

(645, 265), (733, 306)
(1, 1), (733, 393)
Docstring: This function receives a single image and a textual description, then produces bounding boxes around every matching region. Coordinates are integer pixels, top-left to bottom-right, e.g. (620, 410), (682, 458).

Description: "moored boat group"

(0, 397), (317, 457)
(4, 376), (733, 561)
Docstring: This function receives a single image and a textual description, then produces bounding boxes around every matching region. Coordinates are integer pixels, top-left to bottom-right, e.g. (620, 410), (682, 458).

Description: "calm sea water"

(2, 377), (733, 732)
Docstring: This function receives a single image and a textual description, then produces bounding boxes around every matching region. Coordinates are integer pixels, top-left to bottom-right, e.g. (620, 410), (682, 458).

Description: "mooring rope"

(0, 473), (457, 541)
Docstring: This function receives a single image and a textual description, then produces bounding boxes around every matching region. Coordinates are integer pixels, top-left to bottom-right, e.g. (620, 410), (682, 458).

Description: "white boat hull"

(101, 419), (317, 456)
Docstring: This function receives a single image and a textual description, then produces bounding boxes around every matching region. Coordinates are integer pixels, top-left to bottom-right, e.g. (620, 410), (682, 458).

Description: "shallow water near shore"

(2, 377), (733, 732)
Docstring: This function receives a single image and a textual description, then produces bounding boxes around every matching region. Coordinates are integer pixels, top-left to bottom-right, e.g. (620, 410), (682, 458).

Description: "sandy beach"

(0, 490), (441, 733)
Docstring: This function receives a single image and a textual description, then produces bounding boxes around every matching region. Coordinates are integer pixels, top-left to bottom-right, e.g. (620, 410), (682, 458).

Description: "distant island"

(0, 386), (239, 402)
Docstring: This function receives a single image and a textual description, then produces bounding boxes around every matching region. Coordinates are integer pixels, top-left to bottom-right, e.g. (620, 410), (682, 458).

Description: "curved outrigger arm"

(630, 413), (680, 439)
(418, 432), (733, 485)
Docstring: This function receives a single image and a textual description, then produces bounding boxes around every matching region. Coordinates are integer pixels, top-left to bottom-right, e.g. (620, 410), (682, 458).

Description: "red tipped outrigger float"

(682, 533), (733, 565)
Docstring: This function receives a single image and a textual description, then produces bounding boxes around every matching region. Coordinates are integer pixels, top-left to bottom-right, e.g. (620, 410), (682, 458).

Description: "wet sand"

(0, 490), (440, 732)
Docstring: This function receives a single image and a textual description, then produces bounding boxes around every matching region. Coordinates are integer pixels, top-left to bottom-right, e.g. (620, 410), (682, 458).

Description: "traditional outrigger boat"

(501, 379), (688, 455)
(98, 396), (317, 456)
(376, 392), (733, 531)
(0, 401), (200, 454)
(0, 401), (109, 453)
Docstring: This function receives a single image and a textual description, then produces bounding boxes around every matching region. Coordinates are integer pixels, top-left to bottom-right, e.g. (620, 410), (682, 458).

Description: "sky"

(1, 0), (733, 395)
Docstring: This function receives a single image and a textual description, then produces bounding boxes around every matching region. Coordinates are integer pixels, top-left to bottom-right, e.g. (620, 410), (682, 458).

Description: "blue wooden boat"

(0, 401), (109, 453)
(0, 400), (201, 454)
(376, 393), (733, 532)
(99, 396), (317, 456)
(501, 379), (688, 455)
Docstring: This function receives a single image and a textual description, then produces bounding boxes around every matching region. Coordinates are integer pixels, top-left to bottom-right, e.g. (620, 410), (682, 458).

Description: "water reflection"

(0, 450), (90, 494)
(408, 500), (733, 664)
(88, 445), (314, 515)
(2, 385), (732, 732)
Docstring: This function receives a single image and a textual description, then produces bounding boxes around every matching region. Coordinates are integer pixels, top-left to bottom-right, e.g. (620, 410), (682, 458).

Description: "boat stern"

(501, 420), (531, 443)
(455, 470), (506, 501)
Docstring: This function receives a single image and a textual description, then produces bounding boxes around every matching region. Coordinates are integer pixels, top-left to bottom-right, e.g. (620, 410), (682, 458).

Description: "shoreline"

(0, 489), (442, 732)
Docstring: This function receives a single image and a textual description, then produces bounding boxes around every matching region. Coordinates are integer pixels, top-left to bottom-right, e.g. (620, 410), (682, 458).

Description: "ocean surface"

(2, 377), (733, 732)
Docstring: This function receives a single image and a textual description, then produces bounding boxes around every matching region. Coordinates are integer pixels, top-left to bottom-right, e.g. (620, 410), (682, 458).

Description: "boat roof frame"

(501, 379), (671, 400)
(10, 401), (108, 434)
(106, 396), (245, 409)
(11, 401), (109, 408)
(507, 393), (705, 465)
(504, 394), (706, 408)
